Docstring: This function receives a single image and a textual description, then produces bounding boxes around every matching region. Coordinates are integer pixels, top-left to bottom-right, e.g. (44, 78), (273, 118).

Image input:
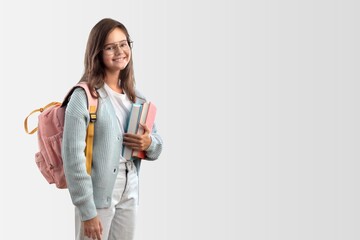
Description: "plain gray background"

(1, 0), (360, 239)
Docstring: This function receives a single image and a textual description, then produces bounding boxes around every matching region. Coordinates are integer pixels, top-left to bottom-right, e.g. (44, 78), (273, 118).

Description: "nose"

(114, 44), (124, 54)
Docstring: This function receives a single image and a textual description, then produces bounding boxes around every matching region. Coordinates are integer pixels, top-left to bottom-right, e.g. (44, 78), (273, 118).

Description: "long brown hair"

(79, 18), (136, 102)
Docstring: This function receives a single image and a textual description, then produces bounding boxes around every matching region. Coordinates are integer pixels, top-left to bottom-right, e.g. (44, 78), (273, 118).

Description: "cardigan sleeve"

(61, 88), (97, 221)
(145, 121), (163, 160)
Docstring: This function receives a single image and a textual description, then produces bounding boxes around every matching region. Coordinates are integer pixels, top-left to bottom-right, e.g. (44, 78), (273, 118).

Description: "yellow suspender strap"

(85, 105), (97, 175)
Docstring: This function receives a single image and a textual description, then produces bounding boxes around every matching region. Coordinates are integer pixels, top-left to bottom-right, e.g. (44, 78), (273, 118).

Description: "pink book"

(132, 102), (157, 159)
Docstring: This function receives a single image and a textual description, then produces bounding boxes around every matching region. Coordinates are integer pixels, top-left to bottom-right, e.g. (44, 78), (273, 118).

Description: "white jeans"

(75, 161), (139, 240)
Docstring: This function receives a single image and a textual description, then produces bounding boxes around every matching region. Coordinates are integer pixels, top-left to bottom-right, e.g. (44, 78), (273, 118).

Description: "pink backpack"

(24, 83), (98, 189)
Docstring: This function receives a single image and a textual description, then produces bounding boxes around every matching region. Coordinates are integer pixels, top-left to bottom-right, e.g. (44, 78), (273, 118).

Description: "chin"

(111, 65), (127, 71)
(120, 65), (127, 70)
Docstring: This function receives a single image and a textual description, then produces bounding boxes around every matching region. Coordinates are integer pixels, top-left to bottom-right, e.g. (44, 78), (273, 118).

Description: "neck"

(104, 72), (123, 93)
(104, 70), (120, 83)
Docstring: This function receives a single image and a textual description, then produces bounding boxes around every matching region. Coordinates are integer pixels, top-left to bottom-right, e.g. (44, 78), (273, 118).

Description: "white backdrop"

(1, 0), (359, 239)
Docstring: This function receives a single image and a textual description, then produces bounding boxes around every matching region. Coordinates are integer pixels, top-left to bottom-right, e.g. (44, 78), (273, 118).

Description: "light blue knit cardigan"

(62, 87), (163, 221)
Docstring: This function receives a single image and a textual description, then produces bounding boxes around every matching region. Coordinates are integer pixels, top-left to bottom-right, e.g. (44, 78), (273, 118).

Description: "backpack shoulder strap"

(61, 82), (98, 110)
(62, 82), (98, 175)
(75, 82), (98, 114)
(75, 82), (97, 175)
(77, 83), (97, 175)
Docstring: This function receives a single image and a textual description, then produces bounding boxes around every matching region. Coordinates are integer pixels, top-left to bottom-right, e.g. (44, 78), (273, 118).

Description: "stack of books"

(123, 102), (157, 160)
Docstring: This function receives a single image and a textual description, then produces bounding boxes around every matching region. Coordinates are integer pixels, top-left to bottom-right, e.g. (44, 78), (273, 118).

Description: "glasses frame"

(102, 40), (133, 55)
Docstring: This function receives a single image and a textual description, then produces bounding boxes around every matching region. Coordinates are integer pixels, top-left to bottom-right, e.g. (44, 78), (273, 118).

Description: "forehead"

(105, 28), (127, 44)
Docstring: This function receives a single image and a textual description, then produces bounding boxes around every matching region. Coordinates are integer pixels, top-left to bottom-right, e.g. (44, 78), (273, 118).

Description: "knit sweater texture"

(61, 87), (163, 221)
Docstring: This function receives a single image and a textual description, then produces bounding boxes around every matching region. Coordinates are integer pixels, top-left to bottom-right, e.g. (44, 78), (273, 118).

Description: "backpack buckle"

(90, 113), (97, 122)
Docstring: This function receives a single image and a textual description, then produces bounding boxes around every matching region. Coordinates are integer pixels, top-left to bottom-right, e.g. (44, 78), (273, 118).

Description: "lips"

(113, 57), (126, 62)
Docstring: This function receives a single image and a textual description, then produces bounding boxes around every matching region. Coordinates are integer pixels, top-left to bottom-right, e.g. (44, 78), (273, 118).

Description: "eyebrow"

(104, 40), (128, 46)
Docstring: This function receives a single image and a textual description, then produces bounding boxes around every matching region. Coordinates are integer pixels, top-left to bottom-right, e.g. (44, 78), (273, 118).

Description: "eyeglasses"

(103, 40), (133, 55)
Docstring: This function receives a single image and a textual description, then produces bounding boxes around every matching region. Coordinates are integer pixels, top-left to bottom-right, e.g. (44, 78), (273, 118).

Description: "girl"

(62, 18), (163, 240)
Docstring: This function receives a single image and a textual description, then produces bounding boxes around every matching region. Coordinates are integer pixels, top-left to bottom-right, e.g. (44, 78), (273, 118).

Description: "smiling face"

(102, 27), (131, 74)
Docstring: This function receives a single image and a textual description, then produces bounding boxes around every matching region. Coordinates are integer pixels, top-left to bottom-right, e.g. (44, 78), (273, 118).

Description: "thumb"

(140, 123), (150, 134)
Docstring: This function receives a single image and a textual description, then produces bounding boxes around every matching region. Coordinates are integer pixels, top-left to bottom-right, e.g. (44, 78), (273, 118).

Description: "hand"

(123, 123), (152, 151)
(83, 216), (103, 240)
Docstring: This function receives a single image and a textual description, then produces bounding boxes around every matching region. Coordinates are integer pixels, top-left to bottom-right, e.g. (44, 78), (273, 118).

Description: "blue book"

(122, 104), (142, 160)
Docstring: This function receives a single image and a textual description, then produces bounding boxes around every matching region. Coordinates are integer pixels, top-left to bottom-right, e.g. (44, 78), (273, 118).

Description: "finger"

(124, 133), (141, 138)
(96, 230), (102, 240)
(126, 142), (145, 150)
(90, 231), (96, 239)
(123, 138), (141, 144)
(123, 142), (142, 149)
(99, 221), (103, 235)
(140, 123), (150, 134)
(84, 229), (90, 238)
(123, 141), (141, 147)
(124, 134), (142, 140)
(123, 137), (141, 144)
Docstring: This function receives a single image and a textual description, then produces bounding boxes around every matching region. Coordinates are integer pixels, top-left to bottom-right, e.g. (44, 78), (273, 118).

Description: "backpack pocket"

(35, 151), (55, 184)
(43, 132), (63, 168)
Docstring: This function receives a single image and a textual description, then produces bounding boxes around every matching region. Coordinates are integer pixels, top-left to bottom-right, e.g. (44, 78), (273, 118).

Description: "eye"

(105, 45), (115, 51)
